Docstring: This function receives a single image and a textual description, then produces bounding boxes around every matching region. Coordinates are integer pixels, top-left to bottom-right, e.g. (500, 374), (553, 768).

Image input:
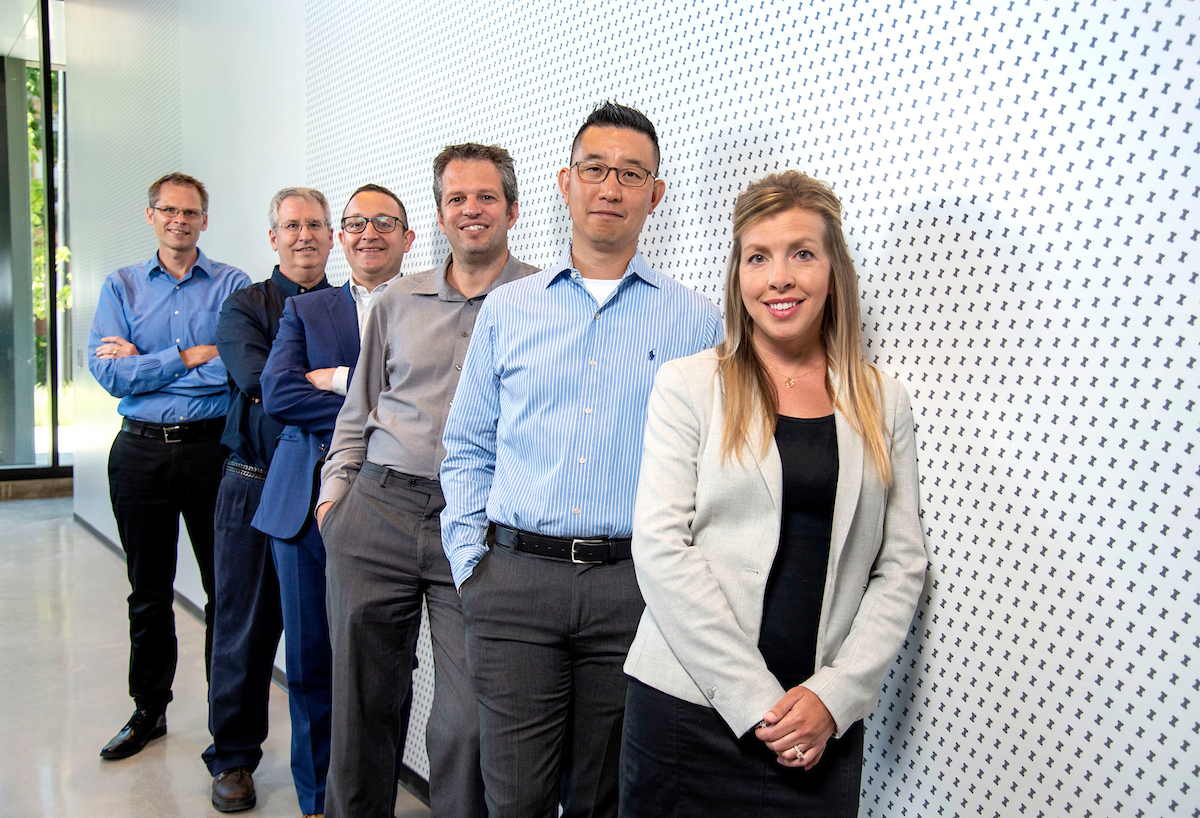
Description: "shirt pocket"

(187, 310), (222, 345)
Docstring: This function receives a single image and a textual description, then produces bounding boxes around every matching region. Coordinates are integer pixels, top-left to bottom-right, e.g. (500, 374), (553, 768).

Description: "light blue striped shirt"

(440, 245), (723, 588)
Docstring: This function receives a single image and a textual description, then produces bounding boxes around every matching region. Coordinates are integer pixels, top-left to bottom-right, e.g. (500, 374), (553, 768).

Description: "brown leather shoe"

(99, 708), (167, 760)
(212, 767), (256, 812)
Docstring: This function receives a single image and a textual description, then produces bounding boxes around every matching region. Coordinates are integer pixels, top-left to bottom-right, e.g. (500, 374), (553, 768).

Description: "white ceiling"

(0, 0), (64, 65)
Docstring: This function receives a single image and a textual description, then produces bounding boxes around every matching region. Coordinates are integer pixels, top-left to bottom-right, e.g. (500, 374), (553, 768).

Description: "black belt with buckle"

(121, 417), (225, 443)
(493, 524), (632, 564)
(223, 458), (269, 481)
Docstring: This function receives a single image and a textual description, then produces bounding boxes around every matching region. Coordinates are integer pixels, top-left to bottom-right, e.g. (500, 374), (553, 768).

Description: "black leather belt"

(121, 417), (225, 443)
(493, 524), (632, 564)
(224, 458), (268, 481)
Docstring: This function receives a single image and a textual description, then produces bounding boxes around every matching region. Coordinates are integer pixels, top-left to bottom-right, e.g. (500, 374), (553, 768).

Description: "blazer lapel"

(328, 284), (360, 364)
(748, 423), (783, 512)
(829, 406), (864, 568)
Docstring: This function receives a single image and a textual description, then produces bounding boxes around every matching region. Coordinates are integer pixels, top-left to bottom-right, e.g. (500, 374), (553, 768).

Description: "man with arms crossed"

(204, 187), (332, 813)
(316, 144), (535, 817)
(89, 173), (250, 760)
(254, 183), (411, 817)
(440, 104), (722, 817)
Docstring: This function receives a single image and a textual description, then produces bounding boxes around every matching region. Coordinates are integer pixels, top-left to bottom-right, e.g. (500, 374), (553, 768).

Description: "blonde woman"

(620, 171), (927, 815)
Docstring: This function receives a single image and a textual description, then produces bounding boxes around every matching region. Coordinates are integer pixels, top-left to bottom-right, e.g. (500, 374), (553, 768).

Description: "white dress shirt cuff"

(332, 365), (349, 396)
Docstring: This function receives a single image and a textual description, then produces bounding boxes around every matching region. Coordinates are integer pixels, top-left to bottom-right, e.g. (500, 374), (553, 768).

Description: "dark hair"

(148, 172), (208, 213)
(343, 183), (408, 226)
(570, 102), (660, 171)
(433, 143), (518, 212)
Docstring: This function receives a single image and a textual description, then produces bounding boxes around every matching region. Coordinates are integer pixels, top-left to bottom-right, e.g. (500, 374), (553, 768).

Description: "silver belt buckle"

(162, 424), (186, 443)
(571, 538), (605, 564)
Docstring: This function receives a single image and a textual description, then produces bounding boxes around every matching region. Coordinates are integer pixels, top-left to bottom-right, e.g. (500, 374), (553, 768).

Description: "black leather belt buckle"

(162, 425), (186, 443)
(571, 538), (607, 564)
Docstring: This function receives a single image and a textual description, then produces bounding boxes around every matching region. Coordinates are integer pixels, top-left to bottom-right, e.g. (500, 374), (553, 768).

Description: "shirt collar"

(270, 265), (329, 298)
(545, 243), (661, 290)
(350, 277), (390, 303)
(146, 247), (212, 281)
(415, 252), (529, 301)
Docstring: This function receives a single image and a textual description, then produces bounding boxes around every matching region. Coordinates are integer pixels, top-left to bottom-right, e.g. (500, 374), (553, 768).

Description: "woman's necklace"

(763, 358), (825, 388)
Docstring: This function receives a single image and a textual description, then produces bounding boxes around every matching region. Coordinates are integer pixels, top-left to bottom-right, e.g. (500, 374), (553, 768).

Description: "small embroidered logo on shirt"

(648, 349), (655, 360)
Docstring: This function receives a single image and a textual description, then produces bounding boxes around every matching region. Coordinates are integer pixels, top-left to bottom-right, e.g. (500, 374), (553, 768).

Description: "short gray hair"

(433, 143), (518, 213)
(268, 187), (332, 229)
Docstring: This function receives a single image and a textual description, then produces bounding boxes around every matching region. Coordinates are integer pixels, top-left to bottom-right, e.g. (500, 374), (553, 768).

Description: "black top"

(757, 414), (838, 689)
(216, 267), (330, 468)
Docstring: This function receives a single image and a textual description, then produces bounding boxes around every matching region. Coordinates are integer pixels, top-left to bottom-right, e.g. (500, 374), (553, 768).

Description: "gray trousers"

(322, 463), (485, 818)
(460, 540), (644, 818)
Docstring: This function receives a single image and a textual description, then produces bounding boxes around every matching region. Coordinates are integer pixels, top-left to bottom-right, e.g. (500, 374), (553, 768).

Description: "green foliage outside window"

(27, 66), (70, 389)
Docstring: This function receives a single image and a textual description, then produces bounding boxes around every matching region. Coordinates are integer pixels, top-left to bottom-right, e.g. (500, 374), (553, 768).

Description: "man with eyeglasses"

(89, 172), (251, 762)
(440, 104), (722, 817)
(253, 182), (413, 817)
(202, 187), (333, 813)
(314, 145), (536, 817)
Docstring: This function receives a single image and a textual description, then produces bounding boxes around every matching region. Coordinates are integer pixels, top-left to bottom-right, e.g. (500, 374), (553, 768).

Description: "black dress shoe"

(99, 708), (167, 760)
(212, 767), (256, 812)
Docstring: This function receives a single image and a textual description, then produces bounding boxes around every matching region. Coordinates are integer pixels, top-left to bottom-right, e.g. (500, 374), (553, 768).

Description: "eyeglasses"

(275, 220), (328, 234)
(571, 161), (657, 188)
(341, 215), (406, 234)
(152, 205), (205, 219)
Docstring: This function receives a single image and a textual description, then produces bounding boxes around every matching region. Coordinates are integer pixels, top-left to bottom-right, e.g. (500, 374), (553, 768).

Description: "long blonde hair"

(717, 170), (893, 486)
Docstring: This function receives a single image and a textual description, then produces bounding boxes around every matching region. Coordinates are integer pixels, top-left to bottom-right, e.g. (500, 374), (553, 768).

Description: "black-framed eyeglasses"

(571, 161), (657, 188)
(152, 205), (205, 219)
(340, 215), (406, 234)
(275, 220), (328, 234)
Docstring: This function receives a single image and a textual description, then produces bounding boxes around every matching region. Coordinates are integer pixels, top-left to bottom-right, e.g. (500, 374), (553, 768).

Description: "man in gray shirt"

(316, 144), (537, 818)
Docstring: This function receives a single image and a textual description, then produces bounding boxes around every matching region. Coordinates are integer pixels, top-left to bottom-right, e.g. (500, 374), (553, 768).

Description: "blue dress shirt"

(88, 249), (252, 424)
(440, 246), (723, 588)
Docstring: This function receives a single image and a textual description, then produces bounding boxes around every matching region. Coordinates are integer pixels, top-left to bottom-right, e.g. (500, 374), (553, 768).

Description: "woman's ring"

(793, 744), (803, 758)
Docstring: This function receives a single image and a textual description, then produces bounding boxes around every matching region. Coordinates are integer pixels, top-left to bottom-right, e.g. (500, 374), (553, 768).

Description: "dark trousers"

(322, 463), (485, 818)
(202, 468), (284, 776)
(461, 540), (644, 818)
(620, 677), (865, 817)
(270, 522), (333, 816)
(107, 428), (224, 711)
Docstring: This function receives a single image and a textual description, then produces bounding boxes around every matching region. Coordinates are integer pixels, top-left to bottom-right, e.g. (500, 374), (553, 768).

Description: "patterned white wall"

(306, 0), (1198, 814)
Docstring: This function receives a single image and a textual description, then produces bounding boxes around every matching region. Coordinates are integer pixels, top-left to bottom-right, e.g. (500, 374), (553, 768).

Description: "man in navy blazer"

(253, 183), (415, 817)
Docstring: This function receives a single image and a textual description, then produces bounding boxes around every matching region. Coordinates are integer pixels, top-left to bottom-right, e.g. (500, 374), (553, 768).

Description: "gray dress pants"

(460, 540), (644, 818)
(322, 463), (485, 818)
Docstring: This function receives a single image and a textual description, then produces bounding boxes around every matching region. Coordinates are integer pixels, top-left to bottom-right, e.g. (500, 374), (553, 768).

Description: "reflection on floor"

(0, 497), (429, 818)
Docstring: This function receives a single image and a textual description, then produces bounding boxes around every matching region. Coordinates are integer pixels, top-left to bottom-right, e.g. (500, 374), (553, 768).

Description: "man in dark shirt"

(203, 187), (333, 813)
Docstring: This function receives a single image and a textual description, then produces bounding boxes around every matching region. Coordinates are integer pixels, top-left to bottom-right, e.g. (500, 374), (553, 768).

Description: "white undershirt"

(578, 276), (622, 306)
(332, 279), (391, 395)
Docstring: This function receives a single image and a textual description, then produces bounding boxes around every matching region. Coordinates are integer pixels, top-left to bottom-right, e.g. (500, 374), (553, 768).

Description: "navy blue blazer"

(253, 283), (360, 541)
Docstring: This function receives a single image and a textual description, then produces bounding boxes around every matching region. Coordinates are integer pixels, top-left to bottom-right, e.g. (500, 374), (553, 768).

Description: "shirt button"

(589, 360), (596, 366)
(584, 407), (592, 414)
(572, 507), (580, 515)
(175, 338), (180, 343)
(578, 456), (586, 464)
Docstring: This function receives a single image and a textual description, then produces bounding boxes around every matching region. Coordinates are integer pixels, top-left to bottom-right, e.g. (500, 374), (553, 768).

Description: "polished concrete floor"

(0, 497), (429, 817)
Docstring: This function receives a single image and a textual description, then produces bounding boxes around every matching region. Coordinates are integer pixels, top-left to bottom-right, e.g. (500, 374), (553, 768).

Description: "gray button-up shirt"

(319, 253), (538, 506)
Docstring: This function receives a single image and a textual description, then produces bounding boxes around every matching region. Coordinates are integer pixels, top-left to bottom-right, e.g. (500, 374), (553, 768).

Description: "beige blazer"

(624, 349), (927, 738)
